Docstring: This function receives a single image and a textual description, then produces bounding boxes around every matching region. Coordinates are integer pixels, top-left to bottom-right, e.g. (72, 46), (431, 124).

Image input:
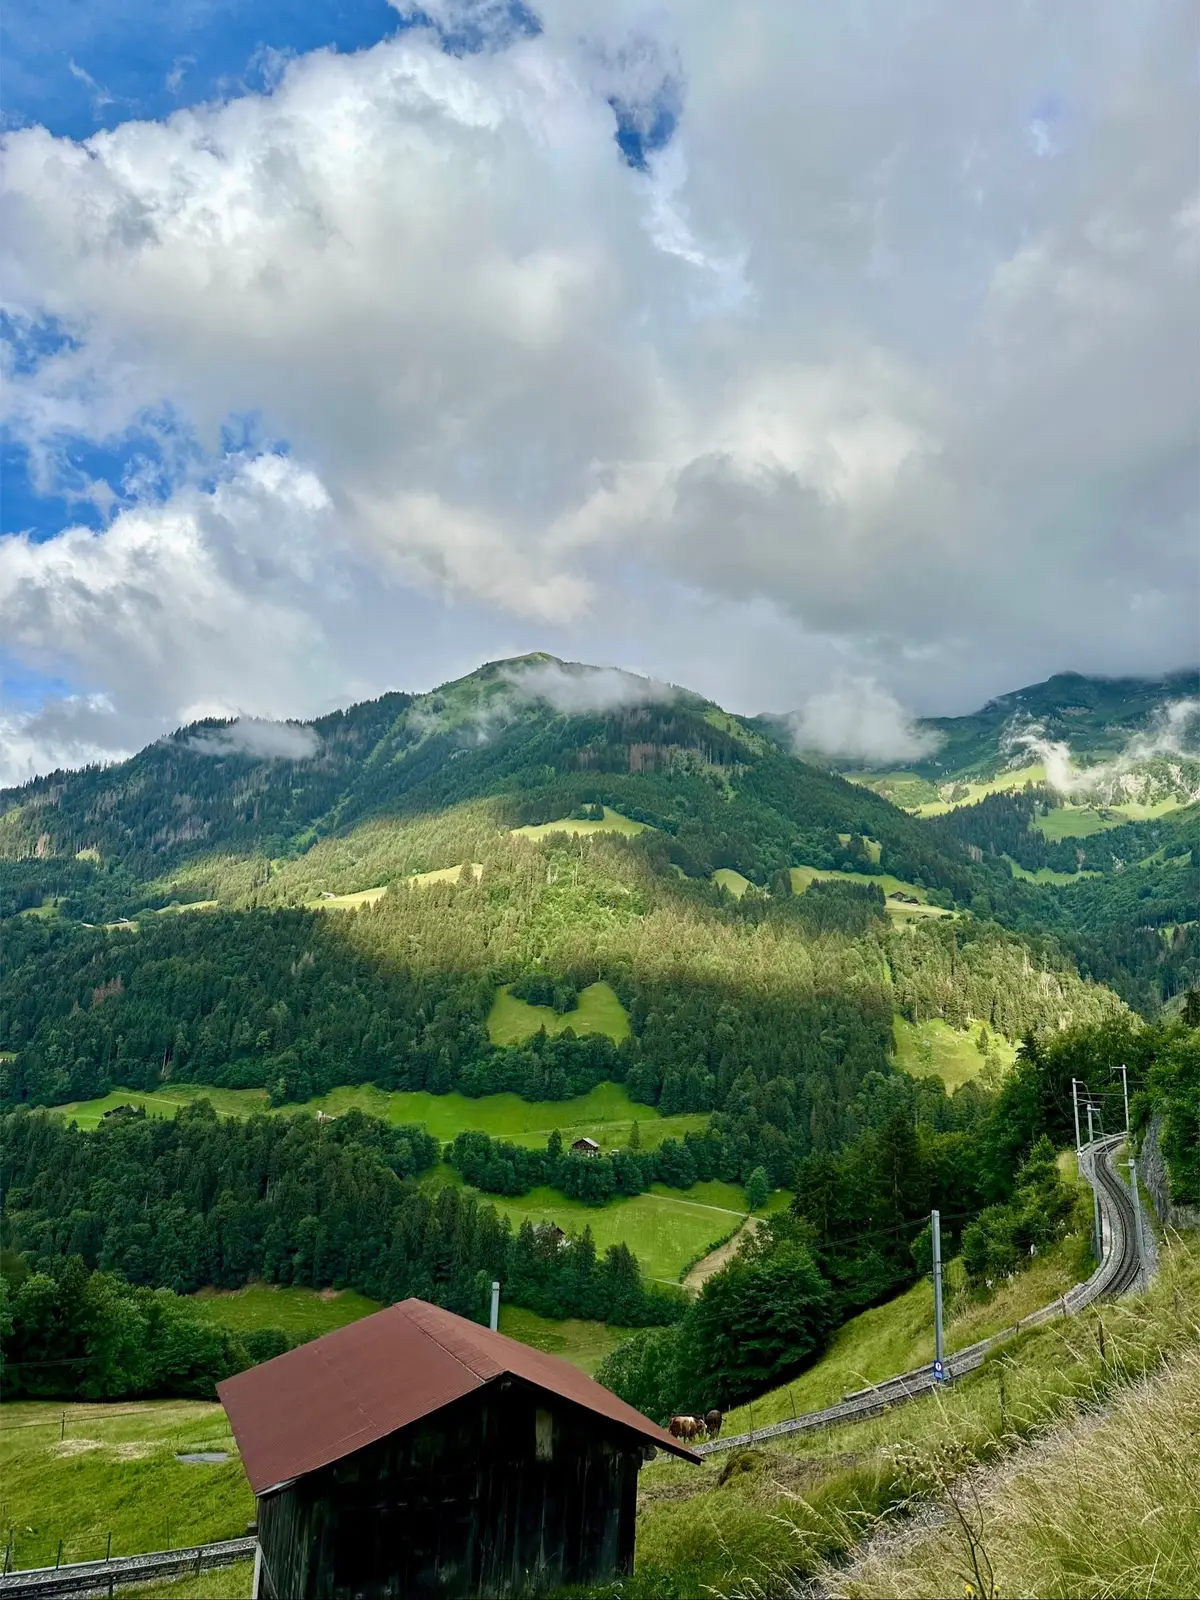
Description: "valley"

(1, 656), (1197, 1595)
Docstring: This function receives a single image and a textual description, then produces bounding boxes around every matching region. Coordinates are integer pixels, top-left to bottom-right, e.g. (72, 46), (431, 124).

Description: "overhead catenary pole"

(1087, 1104), (1102, 1262)
(1126, 1157), (1146, 1291)
(931, 1209), (945, 1373)
(1072, 1078), (1083, 1154)
(1113, 1063), (1130, 1134)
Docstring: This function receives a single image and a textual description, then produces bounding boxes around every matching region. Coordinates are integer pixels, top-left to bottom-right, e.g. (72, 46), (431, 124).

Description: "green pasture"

(509, 807), (649, 842)
(190, 1284), (381, 1339)
(892, 1014), (1015, 1090)
(51, 1078), (705, 1153)
(789, 865), (952, 918)
(495, 1307), (636, 1374)
(1004, 855), (1098, 886)
(153, 900), (219, 915)
(904, 763), (1047, 817)
(713, 867), (753, 899)
(0, 1400), (253, 1572)
(309, 862), (483, 910)
(1032, 805), (1121, 840)
(308, 1080), (706, 1150)
(53, 1085), (269, 1130)
(469, 1179), (751, 1285)
(487, 981), (630, 1046)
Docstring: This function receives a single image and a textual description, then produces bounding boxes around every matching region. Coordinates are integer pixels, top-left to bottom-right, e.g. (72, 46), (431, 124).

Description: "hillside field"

(439, 1171), (757, 1284)
(0, 1401), (253, 1573)
(50, 1078), (704, 1151)
(892, 1015), (1015, 1089)
(509, 807), (649, 842)
(486, 981), (630, 1045)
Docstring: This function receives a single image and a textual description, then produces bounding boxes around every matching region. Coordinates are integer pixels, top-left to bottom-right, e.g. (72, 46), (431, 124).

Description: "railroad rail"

(0, 1538), (256, 1598)
(699, 1134), (1145, 1456)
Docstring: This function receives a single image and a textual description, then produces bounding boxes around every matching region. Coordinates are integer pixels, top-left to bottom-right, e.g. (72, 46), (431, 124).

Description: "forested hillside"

(1, 655), (1184, 1403)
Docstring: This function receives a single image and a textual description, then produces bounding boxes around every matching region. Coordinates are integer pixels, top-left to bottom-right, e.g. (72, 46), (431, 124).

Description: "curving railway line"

(698, 1133), (1146, 1457)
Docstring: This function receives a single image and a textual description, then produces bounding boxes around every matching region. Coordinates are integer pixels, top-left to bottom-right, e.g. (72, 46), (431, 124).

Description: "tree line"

(0, 1101), (681, 1401)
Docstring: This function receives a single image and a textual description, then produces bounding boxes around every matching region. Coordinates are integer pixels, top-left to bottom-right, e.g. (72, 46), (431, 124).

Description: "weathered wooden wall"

(256, 1378), (644, 1599)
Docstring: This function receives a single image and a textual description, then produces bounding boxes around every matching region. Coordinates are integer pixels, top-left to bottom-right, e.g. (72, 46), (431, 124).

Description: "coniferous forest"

(2, 659), (1197, 1403)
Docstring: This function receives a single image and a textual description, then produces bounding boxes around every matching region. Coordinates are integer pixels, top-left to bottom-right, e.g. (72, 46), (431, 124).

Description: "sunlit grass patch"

(509, 807), (649, 842)
(487, 980), (630, 1045)
(893, 1015), (1015, 1090)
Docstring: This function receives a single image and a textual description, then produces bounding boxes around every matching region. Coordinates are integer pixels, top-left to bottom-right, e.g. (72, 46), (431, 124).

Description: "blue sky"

(1, 0), (1195, 784)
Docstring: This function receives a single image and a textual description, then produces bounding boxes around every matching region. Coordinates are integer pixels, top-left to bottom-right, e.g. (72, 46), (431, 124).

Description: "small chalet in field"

(218, 1298), (699, 1600)
(570, 1136), (601, 1157)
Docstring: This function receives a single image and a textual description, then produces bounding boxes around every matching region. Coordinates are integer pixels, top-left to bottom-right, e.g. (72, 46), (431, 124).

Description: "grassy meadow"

(51, 1076), (704, 1152)
(443, 1175), (753, 1285)
(509, 807), (649, 843)
(190, 1284), (381, 1339)
(892, 1015), (1015, 1090)
(0, 1400), (253, 1573)
(486, 981), (630, 1045)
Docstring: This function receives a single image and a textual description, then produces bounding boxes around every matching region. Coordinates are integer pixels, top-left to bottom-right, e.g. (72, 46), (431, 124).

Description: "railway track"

(0, 1539), (256, 1598)
(699, 1134), (1145, 1457)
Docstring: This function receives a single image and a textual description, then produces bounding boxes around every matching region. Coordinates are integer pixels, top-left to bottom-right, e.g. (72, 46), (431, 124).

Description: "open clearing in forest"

(190, 1284), (382, 1338)
(494, 1307), (636, 1374)
(0, 1400), (253, 1573)
(1004, 855), (1099, 885)
(790, 865), (953, 918)
(51, 1078), (705, 1151)
(1031, 804), (1122, 839)
(446, 1177), (755, 1284)
(892, 1015), (1015, 1090)
(486, 980), (630, 1045)
(508, 806), (649, 842)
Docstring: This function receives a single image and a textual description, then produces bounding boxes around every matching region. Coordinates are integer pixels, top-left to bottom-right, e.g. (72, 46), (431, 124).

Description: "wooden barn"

(570, 1136), (601, 1157)
(218, 1297), (700, 1599)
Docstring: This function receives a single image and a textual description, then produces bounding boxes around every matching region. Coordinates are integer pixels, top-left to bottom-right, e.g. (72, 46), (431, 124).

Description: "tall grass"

(619, 1233), (1200, 1600)
(832, 1341), (1200, 1598)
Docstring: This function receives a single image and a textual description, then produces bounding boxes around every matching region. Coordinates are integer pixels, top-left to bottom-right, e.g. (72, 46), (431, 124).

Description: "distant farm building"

(219, 1298), (698, 1599)
(570, 1136), (601, 1157)
(533, 1222), (567, 1250)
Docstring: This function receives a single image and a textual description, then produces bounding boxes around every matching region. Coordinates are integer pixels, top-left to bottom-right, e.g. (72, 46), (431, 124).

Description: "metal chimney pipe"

(490, 1281), (500, 1332)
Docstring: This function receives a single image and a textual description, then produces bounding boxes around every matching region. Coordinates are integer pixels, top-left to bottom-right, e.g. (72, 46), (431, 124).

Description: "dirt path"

(683, 1214), (761, 1294)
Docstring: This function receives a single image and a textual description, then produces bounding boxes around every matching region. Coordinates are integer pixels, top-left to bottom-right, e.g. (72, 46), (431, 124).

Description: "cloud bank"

(787, 676), (942, 767)
(1004, 697), (1200, 799)
(503, 660), (679, 715)
(189, 718), (321, 760)
(2, 0), (1197, 778)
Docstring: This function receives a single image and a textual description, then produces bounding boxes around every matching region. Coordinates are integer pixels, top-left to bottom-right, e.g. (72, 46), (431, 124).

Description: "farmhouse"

(219, 1297), (699, 1599)
(570, 1136), (601, 1156)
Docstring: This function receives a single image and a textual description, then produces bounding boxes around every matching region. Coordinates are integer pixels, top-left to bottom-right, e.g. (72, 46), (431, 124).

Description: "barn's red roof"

(218, 1298), (700, 1494)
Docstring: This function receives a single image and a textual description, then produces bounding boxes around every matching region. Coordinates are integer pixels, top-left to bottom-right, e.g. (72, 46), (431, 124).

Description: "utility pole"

(489, 1280), (500, 1332)
(1126, 1158), (1146, 1291)
(1072, 1078), (1083, 1154)
(1087, 1104), (1102, 1262)
(1113, 1063), (1130, 1134)
(931, 1209), (945, 1377)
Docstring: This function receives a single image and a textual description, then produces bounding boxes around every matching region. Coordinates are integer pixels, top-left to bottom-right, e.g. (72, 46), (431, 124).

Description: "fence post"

(106, 1532), (112, 1562)
(56, 1540), (63, 1569)
(61, 1413), (66, 1441)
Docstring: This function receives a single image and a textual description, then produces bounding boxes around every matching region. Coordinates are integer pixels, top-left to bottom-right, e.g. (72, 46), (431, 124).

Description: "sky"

(1, 0), (1197, 784)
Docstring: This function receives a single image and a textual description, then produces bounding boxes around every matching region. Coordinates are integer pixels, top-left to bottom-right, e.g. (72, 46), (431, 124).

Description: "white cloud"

(504, 658), (679, 714)
(787, 675), (941, 767)
(1004, 697), (1200, 798)
(1, 1), (1197, 779)
(189, 718), (321, 760)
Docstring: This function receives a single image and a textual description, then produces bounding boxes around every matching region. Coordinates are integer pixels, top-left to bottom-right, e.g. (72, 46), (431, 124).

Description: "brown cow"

(668, 1415), (706, 1442)
(704, 1408), (723, 1438)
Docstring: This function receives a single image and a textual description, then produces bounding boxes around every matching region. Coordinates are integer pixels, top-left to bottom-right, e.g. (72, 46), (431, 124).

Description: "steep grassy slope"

(627, 1233), (1200, 1599)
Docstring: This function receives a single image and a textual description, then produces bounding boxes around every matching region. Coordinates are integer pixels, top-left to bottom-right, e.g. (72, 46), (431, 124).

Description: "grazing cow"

(704, 1409), (723, 1439)
(668, 1415), (706, 1442)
